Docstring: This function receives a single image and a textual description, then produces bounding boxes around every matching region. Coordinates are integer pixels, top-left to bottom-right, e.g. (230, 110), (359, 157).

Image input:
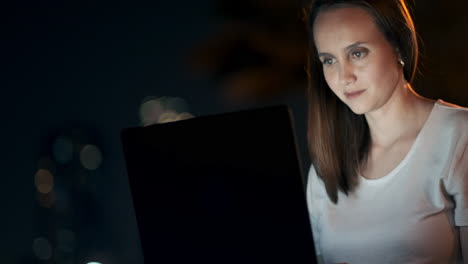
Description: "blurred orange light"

(34, 169), (54, 194)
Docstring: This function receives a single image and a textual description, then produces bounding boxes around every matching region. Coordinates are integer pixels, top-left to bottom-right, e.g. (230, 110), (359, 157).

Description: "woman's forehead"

(313, 7), (382, 52)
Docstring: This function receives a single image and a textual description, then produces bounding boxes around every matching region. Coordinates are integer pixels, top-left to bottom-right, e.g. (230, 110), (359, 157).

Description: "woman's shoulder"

(307, 164), (322, 185)
(435, 99), (468, 120)
(433, 99), (468, 131)
(306, 164), (327, 197)
(433, 100), (468, 156)
(306, 164), (329, 215)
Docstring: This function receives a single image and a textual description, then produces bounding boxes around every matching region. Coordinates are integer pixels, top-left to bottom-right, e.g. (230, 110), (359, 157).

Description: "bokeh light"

(33, 237), (53, 260)
(178, 112), (194, 120)
(34, 169), (54, 194)
(139, 96), (164, 126)
(79, 144), (103, 170)
(52, 136), (74, 164)
(158, 110), (180, 123)
(139, 96), (194, 126)
(161, 96), (188, 113)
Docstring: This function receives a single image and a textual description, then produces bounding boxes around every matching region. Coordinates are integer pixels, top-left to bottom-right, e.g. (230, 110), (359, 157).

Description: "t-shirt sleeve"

(446, 136), (468, 226)
(306, 165), (327, 262)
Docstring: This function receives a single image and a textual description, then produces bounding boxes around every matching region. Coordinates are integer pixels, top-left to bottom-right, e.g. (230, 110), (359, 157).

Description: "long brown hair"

(305, 0), (419, 203)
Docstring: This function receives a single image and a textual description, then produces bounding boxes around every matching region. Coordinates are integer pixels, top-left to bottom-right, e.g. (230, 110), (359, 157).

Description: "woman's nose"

(339, 62), (356, 86)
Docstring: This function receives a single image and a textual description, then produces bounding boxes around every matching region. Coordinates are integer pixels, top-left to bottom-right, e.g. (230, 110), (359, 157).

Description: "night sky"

(4, 1), (223, 263)
(3, 0), (468, 263)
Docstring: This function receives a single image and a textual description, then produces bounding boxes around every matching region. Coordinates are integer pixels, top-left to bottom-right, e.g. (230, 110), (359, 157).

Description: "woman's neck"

(364, 84), (435, 149)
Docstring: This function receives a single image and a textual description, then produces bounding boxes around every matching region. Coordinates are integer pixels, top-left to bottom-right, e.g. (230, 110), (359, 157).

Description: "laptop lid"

(121, 105), (317, 264)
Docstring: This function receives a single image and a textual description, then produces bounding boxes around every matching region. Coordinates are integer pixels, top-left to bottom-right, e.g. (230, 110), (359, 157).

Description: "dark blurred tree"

(412, 0), (468, 106)
(189, 0), (310, 104)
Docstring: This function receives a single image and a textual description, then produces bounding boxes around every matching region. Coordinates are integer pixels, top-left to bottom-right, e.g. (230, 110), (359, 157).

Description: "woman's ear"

(396, 48), (405, 67)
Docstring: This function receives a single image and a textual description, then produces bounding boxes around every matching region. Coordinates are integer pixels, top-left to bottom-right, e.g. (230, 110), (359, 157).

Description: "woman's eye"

(322, 58), (334, 65)
(352, 50), (367, 59)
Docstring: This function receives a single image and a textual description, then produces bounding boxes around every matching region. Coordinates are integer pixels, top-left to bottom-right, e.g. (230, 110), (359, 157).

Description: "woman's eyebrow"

(317, 52), (333, 58)
(345, 41), (367, 52)
(317, 42), (368, 58)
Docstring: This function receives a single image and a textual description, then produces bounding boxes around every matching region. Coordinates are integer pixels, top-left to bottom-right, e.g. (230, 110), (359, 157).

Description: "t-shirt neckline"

(359, 99), (441, 184)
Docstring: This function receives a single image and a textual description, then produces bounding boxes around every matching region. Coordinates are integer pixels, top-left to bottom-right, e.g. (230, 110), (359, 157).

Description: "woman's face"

(313, 7), (404, 115)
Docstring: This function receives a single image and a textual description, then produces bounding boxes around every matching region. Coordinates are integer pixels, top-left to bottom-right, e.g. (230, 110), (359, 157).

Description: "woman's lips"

(345, 89), (366, 99)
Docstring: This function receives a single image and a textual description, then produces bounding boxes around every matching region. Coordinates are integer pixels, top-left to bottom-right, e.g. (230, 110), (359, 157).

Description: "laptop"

(121, 105), (317, 264)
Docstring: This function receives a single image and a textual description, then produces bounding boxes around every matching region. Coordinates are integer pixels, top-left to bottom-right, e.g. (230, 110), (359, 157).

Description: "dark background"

(3, 0), (468, 263)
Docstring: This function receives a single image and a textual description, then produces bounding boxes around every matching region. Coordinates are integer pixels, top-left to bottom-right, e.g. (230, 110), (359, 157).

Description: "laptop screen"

(121, 105), (317, 263)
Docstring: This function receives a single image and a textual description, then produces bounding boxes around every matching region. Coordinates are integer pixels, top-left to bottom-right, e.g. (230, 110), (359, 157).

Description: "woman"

(305, 0), (468, 263)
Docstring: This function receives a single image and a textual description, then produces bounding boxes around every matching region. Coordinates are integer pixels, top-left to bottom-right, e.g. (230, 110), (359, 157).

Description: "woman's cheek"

(324, 70), (339, 94)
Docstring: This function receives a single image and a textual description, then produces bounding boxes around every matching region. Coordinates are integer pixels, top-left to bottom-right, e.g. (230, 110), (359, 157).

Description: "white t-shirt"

(307, 100), (468, 264)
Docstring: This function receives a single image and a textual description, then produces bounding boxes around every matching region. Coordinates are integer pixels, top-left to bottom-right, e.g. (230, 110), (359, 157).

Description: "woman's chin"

(345, 102), (368, 116)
